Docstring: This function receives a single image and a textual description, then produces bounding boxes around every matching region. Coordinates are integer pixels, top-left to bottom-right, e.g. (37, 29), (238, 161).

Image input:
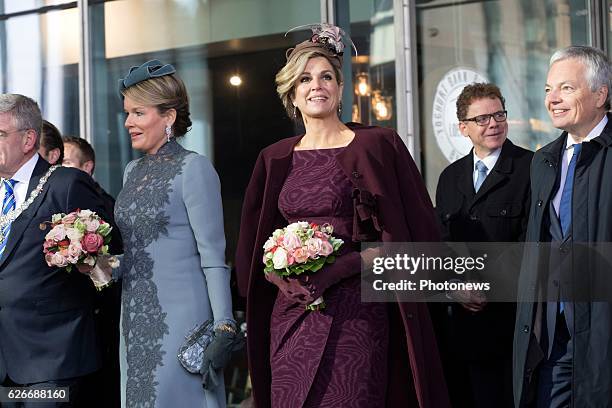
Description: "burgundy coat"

(236, 123), (450, 408)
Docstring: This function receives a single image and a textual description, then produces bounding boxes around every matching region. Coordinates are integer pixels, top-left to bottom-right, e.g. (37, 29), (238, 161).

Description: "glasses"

(462, 110), (507, 126)
(0, 128), (28, 138)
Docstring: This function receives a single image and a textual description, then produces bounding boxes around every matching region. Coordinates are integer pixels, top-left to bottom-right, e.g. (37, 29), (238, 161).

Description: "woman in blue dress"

(114, 60), (238, 408)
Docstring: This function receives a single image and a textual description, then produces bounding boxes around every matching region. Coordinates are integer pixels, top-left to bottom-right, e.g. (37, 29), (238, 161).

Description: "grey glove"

(200, 326), (245, 390)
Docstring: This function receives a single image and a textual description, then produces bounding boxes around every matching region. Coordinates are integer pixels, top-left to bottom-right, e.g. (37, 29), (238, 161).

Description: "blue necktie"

(474, 160), (488, 193)
(558, 143), (581, 314)
(0, 179), (16, 257)
(559, 143), (581, 237)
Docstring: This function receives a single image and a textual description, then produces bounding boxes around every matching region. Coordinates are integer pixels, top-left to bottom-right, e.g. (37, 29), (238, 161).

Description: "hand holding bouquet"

(262, 221), (343, 310)
(43, 209), (119, 290)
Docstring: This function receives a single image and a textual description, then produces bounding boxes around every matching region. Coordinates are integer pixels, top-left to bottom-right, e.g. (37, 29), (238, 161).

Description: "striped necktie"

(0, 179), (17, 257)
(474, 160), (488, 193)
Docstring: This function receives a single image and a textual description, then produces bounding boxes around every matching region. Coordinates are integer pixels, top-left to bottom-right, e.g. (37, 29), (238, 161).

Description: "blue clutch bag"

(177, 319), (214, 374)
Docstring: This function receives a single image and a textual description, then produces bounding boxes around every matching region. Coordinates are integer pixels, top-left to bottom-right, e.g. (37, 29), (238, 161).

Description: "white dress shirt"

(472, 147), (501, 186)
(552, 115), (608, 215)
(1, 153), (40, 209)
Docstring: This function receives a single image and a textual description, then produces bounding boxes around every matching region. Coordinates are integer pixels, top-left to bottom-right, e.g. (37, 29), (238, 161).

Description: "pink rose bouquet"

(262, 221), (343, 310)
(43, 209), (120, 290)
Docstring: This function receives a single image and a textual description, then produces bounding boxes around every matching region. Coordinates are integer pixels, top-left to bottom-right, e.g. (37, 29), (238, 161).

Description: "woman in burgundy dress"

(235, 24), (450, 408)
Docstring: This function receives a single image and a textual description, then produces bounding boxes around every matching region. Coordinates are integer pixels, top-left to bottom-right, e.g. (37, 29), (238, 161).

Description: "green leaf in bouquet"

(74, 219), (87, 233)
(98, 223), (112, 236)
(290, 265), (306, 275)
(325, 255), (336, 264)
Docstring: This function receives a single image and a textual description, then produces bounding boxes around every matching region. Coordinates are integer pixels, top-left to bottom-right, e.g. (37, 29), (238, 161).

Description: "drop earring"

(165, 125), (172, 142)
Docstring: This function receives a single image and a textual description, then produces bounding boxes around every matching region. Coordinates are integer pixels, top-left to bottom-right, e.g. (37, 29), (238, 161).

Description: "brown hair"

(275, 47), (343, 120)
(63, 136), (95, 173)
(456, 83), (506, 121)
(121, 74), (192, 137)
(41, 120), (64, 163)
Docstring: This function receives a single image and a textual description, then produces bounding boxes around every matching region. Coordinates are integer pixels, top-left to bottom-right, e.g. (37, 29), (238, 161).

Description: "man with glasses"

(0, 94), (121, 407)
(433, 83), (533, 408)
(514, 46), (612, 407)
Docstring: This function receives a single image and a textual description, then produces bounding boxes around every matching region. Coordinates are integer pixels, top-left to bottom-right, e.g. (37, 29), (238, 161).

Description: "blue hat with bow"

(118, 59), (176, 95)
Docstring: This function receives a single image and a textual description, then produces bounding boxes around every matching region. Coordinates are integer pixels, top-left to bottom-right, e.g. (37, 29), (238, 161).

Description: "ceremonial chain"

(0, 165), (60, 242)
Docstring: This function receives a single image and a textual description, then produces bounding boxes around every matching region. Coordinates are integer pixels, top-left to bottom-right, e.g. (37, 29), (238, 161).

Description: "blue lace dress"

(115, 140), (233, 408)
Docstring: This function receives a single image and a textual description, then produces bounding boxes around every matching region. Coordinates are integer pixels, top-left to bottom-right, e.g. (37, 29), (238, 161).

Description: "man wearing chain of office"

(0, 94), (120, 407)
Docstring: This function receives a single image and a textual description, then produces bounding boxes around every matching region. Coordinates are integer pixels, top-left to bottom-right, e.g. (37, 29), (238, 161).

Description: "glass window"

(2, 0), (74, 14)
(0, 4), (80, 135)
(609, 1), (612, 54)
(416, 0), (590, 196)
(347, 0), (397, 129)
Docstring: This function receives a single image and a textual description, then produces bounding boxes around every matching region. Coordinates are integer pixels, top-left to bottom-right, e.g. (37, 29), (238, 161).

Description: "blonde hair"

(121, 75), (192, 136)
(275, 49), (343, 120)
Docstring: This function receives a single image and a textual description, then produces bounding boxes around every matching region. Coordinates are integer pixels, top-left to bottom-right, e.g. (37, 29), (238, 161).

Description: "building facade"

(1, 0), (609, 404)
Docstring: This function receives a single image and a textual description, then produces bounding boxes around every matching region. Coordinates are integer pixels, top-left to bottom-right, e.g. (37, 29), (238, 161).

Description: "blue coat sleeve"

(182, 154), (233, 323)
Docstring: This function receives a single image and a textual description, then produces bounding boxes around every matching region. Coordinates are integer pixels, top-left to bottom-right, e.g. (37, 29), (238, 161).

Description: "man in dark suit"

(514, 46), (612, 407)
(62, 135), (121, 408)
(0, 94), (121, 407)
(62, 136), (115, 226)
(434, 83), (533, 408)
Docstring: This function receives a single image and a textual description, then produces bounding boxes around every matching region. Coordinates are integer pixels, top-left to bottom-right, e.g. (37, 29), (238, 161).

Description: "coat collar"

(264, 122), (370, 160)
(457, 138), (515, 201)
(539, 112), (612, 168)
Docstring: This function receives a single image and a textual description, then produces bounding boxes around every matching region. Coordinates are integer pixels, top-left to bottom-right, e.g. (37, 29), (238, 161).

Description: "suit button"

(444, 213), (451, 221)
(523, 325), (530, 333)
(352, 171), (361, 179)
(500, 209), (507, 216)
(537, 200), (543, 207)
(407, 313), (414, 319)
(469, 214), (478, 221)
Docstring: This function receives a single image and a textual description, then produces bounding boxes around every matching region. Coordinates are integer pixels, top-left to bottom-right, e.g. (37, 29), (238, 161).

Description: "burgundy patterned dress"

(271, 148), (389, 407)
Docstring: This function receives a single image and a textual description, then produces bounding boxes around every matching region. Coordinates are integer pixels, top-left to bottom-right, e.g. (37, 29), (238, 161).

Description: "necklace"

(0, 165), (60, 243)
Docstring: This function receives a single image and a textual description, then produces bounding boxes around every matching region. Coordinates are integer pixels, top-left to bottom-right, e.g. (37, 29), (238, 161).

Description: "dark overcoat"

(514, 113), (612, 407)
(236, 123), (450, 408)
(434, 139), (532, 361)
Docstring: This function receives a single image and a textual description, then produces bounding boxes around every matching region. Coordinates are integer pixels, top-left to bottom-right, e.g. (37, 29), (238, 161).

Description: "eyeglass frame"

(461, 110), (508, 126)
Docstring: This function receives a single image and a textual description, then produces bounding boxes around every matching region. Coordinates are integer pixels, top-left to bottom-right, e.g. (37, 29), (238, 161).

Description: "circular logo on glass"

(432, 67), (488, 163)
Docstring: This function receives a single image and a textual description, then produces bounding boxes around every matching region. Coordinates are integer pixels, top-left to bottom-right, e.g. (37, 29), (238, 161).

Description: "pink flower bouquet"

(262, 221), (343, 310)
(43, 209), (119, 290)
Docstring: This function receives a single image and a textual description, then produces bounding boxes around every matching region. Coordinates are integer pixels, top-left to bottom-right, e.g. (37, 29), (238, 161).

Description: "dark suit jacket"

(434, 139), (533, 361)
(0, 157), (121, 384)
(235, 123), (450, 408)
